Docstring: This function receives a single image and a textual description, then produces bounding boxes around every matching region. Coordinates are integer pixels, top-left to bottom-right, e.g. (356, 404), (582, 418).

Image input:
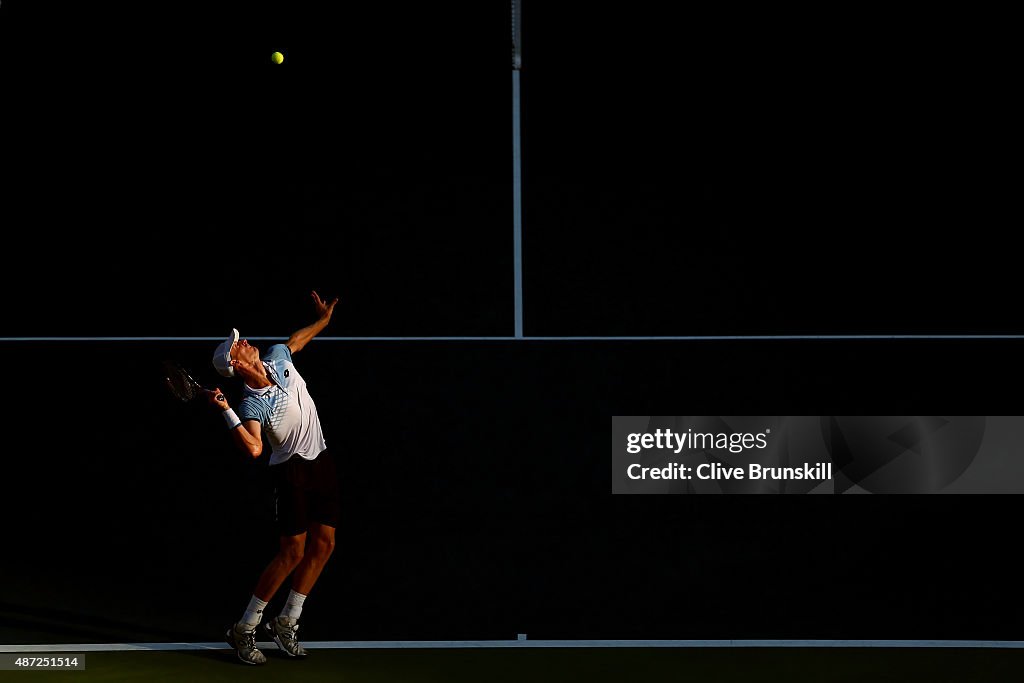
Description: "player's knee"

(280, 541), (305, 567)
(314, 534), (335, 559)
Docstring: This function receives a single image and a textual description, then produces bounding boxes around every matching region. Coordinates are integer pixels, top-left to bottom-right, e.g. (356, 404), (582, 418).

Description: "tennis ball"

(271, 51), (284, 65)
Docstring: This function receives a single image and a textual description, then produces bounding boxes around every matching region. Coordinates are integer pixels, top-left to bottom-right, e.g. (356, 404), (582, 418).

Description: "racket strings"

(163, 362), (198, 402)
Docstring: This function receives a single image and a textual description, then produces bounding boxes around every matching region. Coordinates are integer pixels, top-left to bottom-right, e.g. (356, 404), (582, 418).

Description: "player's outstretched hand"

(312, 290), (339, 321)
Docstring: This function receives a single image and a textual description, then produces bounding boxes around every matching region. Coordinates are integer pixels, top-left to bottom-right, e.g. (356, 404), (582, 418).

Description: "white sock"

(279, 589), (307, 623)
(239, 595), (268, 630)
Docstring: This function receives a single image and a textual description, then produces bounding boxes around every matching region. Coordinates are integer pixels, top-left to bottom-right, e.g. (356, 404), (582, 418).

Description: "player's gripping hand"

(206, 388), (230, 411)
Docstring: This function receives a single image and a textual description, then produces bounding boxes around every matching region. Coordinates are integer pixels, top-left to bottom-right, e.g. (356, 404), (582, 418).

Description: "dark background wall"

(0, 1), (1019, 644)
(519, 5), (1017, 337)
(1, 340), (1021, 644)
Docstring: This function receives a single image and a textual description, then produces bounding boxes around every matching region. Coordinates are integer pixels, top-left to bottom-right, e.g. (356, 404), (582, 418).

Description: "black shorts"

(272, 450), (340, 537)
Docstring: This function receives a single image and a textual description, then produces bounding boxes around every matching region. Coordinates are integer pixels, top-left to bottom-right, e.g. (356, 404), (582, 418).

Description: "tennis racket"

(162, 361), (225, 403)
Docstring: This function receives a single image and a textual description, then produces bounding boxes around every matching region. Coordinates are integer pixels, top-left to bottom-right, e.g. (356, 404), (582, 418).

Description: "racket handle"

(215, 393), (225, 402)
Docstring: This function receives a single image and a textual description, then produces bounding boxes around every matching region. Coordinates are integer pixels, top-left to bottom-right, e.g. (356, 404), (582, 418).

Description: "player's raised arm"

(286, 290), (339, 354)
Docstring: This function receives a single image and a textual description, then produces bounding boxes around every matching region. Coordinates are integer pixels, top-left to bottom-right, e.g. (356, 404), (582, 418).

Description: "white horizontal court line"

(2, 336), (1024, 342)
(2, 639), (1024, 652)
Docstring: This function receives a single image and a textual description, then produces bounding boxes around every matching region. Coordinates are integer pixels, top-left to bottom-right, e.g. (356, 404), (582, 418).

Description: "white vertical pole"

(512, 69), (524, 338)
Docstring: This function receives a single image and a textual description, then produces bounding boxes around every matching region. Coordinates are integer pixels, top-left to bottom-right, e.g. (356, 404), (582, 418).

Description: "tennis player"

(207, 291), (340, 665)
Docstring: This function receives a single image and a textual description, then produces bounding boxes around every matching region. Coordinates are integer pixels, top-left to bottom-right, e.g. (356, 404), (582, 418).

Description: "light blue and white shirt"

(237, 344), (327, 466)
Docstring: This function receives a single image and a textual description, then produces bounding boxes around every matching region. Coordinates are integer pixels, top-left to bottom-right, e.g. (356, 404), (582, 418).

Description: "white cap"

(212, 328), (239, 377)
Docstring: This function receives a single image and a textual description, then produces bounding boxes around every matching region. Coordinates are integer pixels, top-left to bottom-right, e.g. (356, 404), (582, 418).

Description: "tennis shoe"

(225, 623), (267, 665)
(265, 616), (307, 657)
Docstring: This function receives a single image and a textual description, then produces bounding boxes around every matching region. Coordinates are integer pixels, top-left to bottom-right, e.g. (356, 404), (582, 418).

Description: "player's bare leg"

(264, 524), (336, 658)
(227, 533), (307, 665)
(253, 533), (308, 601)
(292, 524), (336, 595)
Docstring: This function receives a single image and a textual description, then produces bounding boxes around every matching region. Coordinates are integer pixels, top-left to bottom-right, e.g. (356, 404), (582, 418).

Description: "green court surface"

(9, 647), (1023, 683)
